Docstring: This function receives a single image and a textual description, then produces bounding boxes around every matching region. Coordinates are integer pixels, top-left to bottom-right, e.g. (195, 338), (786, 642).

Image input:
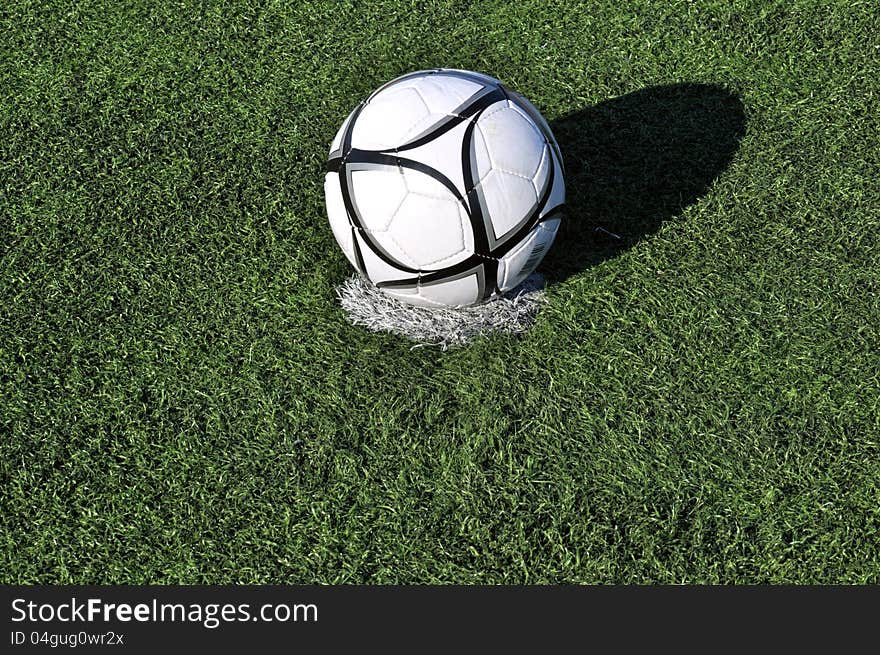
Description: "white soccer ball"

(325, 69), (564, 308)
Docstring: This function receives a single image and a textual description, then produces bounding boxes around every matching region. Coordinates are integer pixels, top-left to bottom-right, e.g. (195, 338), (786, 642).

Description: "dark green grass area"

(2, 0), (879, 583)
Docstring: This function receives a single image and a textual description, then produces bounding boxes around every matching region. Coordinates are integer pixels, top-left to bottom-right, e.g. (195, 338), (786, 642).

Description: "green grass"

(2, 0), (879, 583)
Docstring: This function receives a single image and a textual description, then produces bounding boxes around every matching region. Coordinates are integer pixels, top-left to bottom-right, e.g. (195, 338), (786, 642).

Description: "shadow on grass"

(543, 83), (746, 282)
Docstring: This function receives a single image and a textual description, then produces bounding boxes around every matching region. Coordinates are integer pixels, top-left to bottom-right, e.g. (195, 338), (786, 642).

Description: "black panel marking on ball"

(345, 152), (469, 212)
(350, 226), (367, 276)
(335, 102), (420, 275)
(460, 105), (497, 299)
(392, 87), (506, 153)
(489, 152), (558, 261)
(377, 255), (480, 288)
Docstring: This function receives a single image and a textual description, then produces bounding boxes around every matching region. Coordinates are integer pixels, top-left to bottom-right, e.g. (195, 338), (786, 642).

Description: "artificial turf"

(2, 0), (878, 583)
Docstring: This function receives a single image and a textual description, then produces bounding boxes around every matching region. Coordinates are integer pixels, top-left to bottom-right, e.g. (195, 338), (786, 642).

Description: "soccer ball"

(325, 69), (564, 308)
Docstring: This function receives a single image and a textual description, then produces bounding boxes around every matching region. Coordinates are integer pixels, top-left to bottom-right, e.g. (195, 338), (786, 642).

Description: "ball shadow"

(543, 83), (746, 281)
